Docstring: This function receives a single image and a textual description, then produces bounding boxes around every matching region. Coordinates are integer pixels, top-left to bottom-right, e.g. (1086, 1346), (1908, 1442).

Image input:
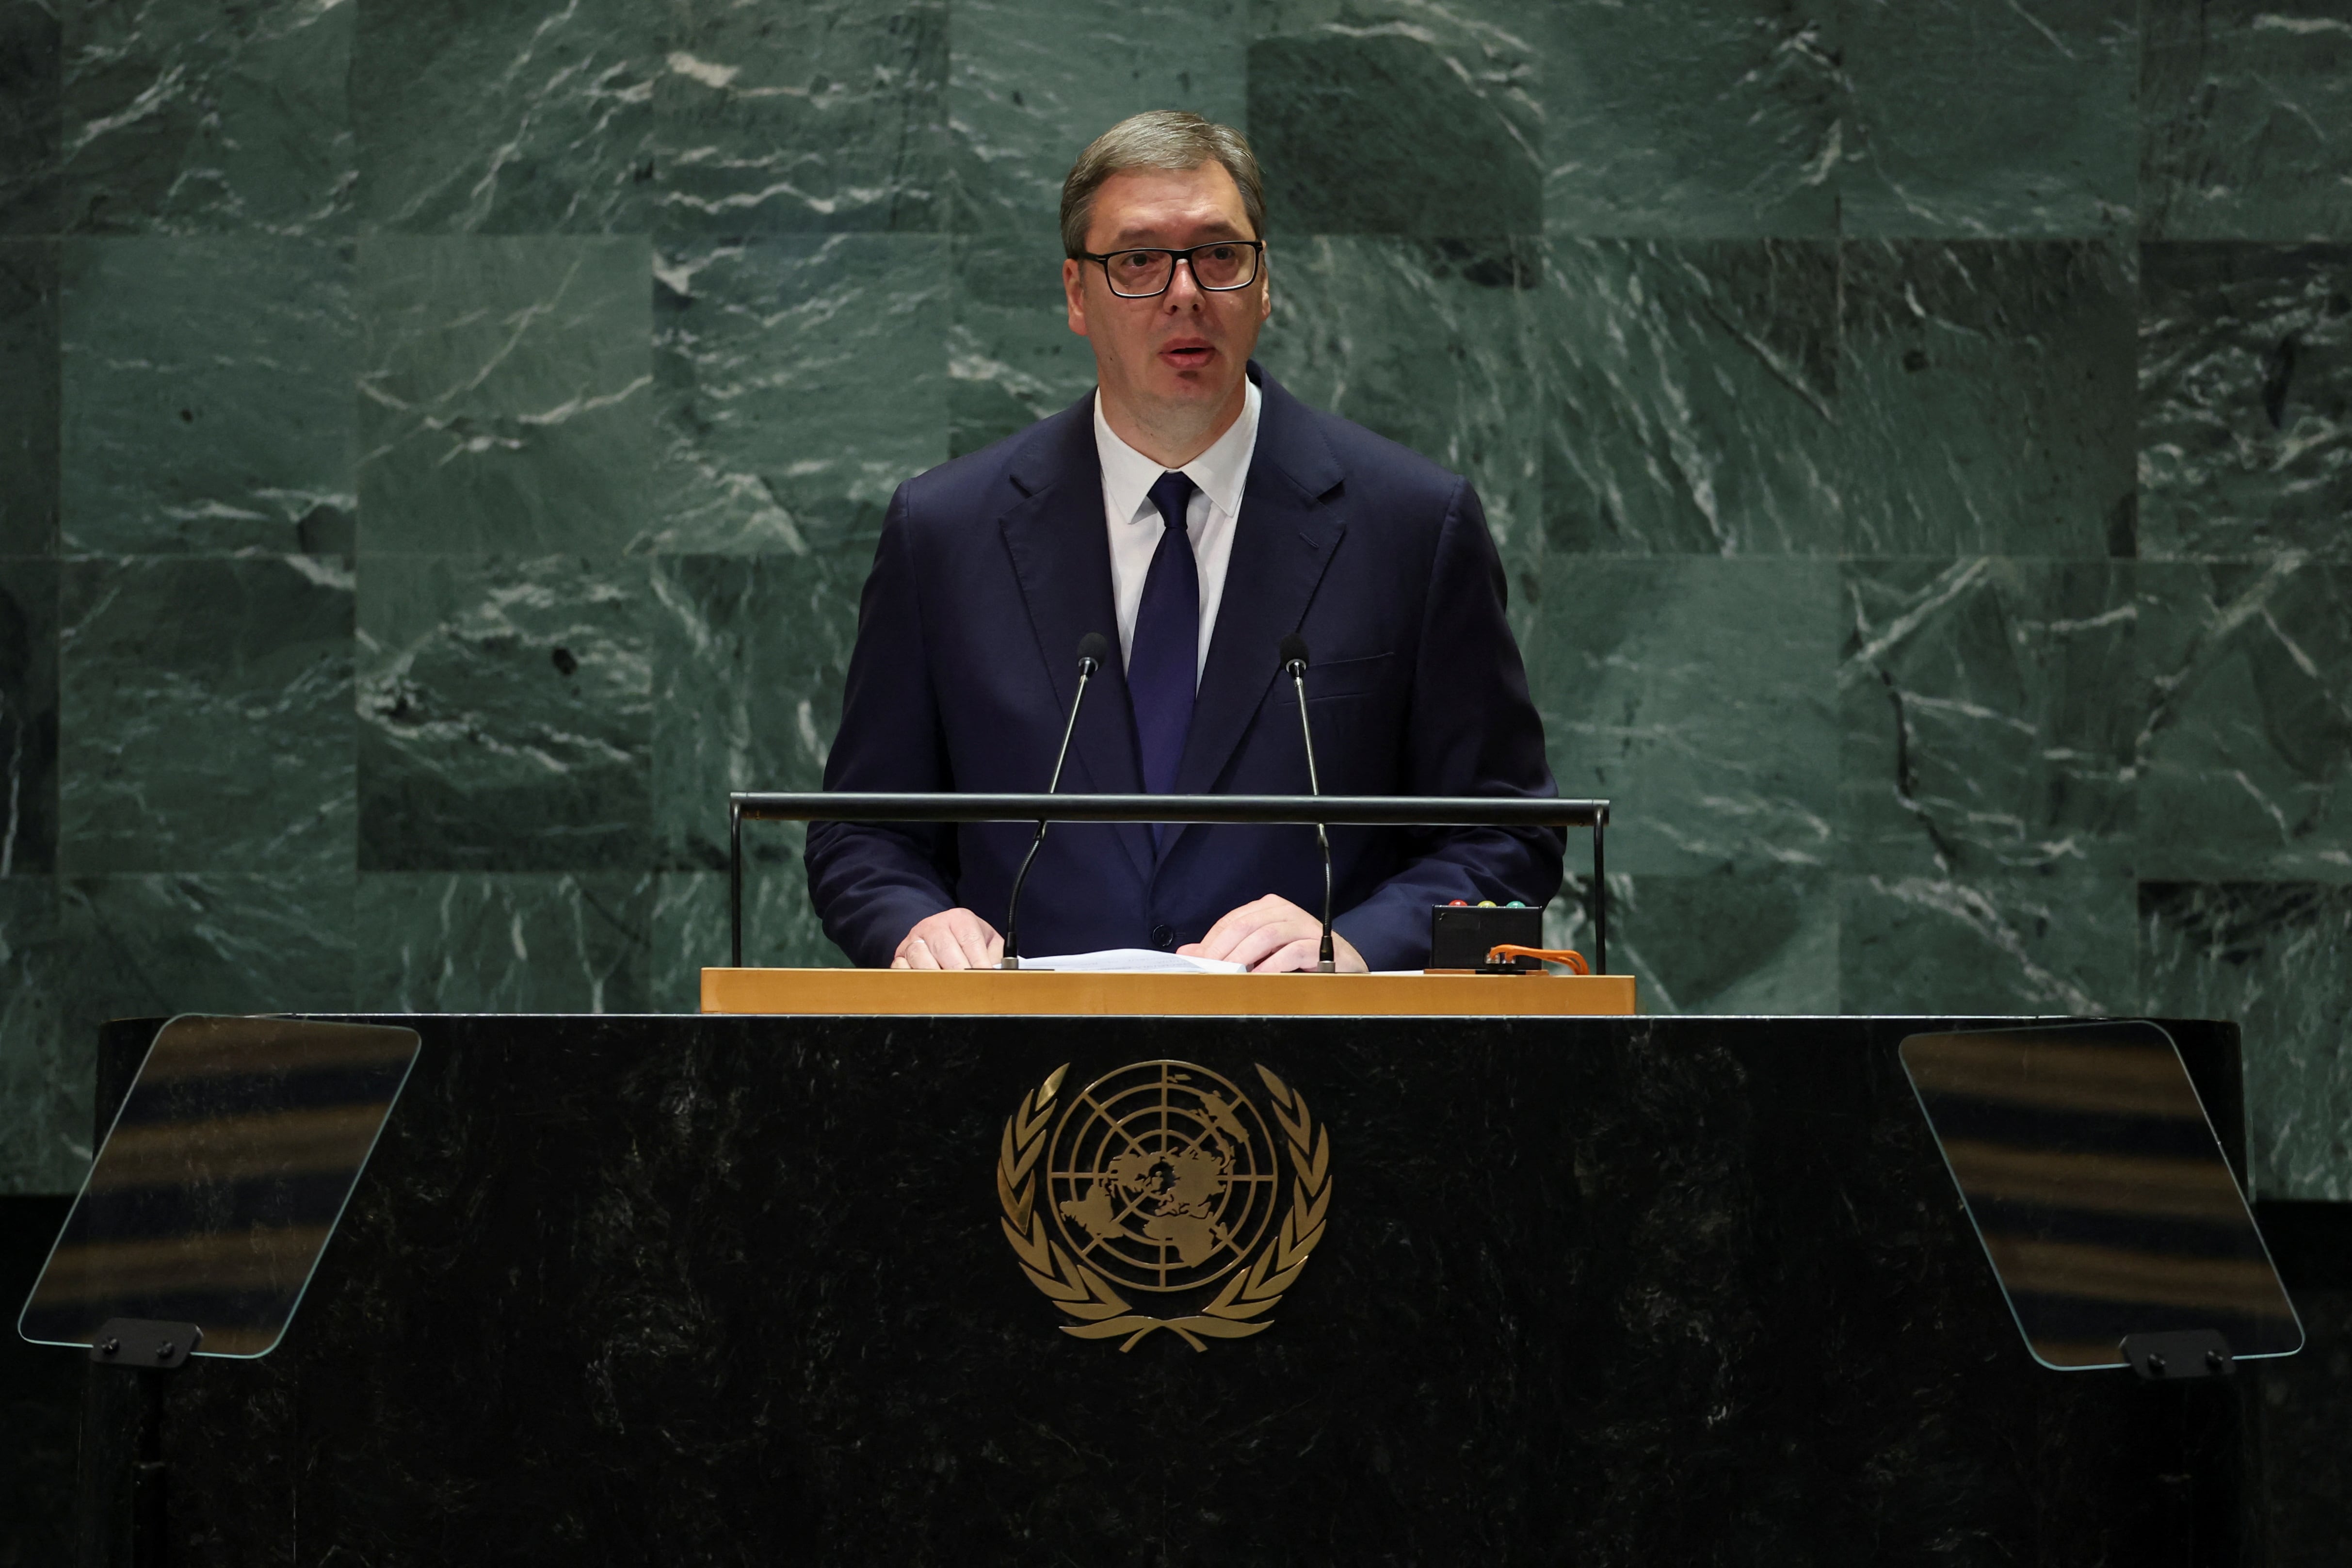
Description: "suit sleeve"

(803, 485), (961, 966)
(1328, 478), (1565, 971)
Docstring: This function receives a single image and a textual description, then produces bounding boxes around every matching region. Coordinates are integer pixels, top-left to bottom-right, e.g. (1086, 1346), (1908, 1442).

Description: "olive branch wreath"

(997, 1063), (1333, 1353)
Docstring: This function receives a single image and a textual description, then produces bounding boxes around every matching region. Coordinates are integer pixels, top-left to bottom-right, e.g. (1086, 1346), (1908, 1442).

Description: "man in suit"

(806, 111), (1560, 972)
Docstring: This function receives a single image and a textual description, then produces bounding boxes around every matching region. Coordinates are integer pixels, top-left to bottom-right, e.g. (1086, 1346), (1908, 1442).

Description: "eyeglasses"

(1074, 241), (1265, 299)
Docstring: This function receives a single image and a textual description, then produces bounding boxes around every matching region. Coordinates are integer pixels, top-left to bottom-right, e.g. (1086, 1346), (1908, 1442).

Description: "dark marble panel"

(654, 0), (947, 234)
(1257, 235), (1542, 581)
(2140, 243), (2352, 562)
(58, 0), (351, 234)
(1839, 0), (2136, 239)
(2143, 883), (2352, 1201)
(648, 552), (864, 872)
(1838, 871), (2136, 1014)
(1547, 867), (1838, 1015)
(1247, 0), (1538, 236)
(1541, 0), (1840, 239)
(947, 0), (1246, 234)
(58, 555), (352, 876)
(648, 234), (947, 554)
(354, 872), (656, 1014)
(2138, 559), (2352, 883)
(356, 553), (653, 873)
(0, 877), (72, 1192)
(351, 0), (651, 233)
(1541, 239), (1840, 555)
(1842, 240), (2136, 557)
(0, 554), (56, 876)
(0, 1194), (78, 1561)
(947, 232), (1094, 458)
(60, 237), (354, 556)
(356, 236), (651, 555)
(652, 865), (844, 997)
(1528, 557), (1839, 876)
(115, 1013), (2260, 1564)
(0, 240), (58, 556)
(2142, 0), (2352, 241)
(0, 0), (60, 236)
(1840, 559), (2136, 878)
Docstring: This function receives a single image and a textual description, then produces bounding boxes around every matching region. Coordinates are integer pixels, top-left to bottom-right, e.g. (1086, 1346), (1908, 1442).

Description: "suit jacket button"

(1152, 924), (1175, 950)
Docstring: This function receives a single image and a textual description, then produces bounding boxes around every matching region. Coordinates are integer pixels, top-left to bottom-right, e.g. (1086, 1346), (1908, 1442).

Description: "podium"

(699, 965), (1639, 1015)
(57, 1006), (2276, 1565)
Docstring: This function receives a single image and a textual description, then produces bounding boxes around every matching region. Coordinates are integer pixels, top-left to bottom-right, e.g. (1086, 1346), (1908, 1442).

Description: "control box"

(1428, 903), (1543, 970)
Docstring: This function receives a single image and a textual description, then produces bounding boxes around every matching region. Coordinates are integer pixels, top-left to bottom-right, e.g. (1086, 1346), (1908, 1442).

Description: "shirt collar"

(1093, 377), (1263, 525)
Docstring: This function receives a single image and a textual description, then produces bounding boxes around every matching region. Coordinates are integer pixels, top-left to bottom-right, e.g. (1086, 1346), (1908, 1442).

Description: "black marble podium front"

(76, 1013), (2260, 1566)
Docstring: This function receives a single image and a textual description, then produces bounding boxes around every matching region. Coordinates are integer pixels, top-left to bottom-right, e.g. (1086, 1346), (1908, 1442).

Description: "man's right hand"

(892, 908), (1004, 970)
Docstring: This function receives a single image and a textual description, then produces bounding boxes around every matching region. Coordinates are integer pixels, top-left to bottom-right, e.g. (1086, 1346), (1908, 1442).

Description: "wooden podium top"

(699, 967), (1636, 1018)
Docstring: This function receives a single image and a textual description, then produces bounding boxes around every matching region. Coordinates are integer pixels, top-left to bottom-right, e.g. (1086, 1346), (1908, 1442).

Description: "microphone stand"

(1000, 641), (1103, 969)
(1282, 649), (1337, 973)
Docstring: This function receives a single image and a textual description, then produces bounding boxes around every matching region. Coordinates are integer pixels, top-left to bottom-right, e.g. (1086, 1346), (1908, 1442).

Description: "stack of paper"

(1015, 949), (1246, 974)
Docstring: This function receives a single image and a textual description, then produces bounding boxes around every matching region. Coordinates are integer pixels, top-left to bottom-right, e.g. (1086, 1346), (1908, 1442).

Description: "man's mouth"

(1159, 339), (1215, 370)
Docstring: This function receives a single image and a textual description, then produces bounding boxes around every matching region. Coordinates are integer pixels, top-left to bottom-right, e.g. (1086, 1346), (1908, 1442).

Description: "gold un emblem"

(997, 1059), (1334, 1351)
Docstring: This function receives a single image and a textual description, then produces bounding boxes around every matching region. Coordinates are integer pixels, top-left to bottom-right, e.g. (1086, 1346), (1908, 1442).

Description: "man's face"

(1063, 161), (1271, 435)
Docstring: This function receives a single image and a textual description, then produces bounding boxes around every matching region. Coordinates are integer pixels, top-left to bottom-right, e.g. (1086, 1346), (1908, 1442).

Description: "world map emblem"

(997, 1060), (1334, 1351)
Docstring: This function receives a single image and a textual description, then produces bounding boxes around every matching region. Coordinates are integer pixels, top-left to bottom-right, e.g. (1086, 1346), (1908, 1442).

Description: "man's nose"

(1162, 255), (1204, 306)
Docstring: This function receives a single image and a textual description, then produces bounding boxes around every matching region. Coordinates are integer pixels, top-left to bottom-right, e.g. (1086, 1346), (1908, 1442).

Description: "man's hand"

(892, 908), (1003, 970)
(1180, 895), (1367, 974)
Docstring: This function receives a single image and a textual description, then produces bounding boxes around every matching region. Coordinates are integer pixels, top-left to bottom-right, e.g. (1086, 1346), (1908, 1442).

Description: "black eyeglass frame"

(1073, 240), (1267, 299)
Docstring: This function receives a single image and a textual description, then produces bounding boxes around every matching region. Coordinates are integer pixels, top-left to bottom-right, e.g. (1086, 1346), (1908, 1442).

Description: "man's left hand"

(1179, 895), (1368, 973)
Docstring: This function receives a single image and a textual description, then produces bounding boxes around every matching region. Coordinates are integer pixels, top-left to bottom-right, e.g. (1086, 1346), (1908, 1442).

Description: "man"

(805, 111), (1560, 972)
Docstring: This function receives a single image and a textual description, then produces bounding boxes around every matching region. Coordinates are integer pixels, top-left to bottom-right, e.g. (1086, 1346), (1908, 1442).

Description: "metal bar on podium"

(726, 792), (1611, 974)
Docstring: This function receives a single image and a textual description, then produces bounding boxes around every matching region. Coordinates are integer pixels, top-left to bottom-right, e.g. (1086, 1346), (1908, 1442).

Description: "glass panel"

(16, 1015), (419, 1359)
(1901, 1020), (2302, 1370)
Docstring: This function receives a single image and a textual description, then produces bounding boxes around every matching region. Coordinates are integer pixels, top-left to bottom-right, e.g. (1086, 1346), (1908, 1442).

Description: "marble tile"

(947, 0), (1246, 234)
(355, 872), (656, 1014)
(357, 553), (653, 873)
(1540, 239), (1840, 555)
(0, 240), (58, 556)
(648, 233), (948, 554)
(0, 555), (56, 877)
(1541, 0), (1841, 239)
(1840, 560), (2136, 878)
(352, 0), (652, 233)
(2142, 0), (2352, 241)
(649, 552), (865, 872)
(59, 0), (352, 234)
(1841, 241), (2136, 558)
(1247, 0), (1539, 236)
(655, 0), (948, 234)
(357, 235), (651, 556)
(948, 232), (1095, 458)
(652, 865), (845, 999)
(60, 237), (355, 556)
(2142, 881), (2352, 1200)
(0, 877), (75, 1192)
(1258, 235), (1543, 573)
(1547, 868), (1838, 1016)
(2138, 559), (2352, 883)
(1838, 0), (2136, 240)
(1527, 557), (1839, 876)
(1838, 871), (2135, 1015)
(2139, 243), (2352, 562)
(0, 0), (60, 236)
(57, 555), (353, 875)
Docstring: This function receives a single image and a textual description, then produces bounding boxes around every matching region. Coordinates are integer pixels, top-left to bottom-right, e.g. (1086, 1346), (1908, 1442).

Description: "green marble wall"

(1, 0), (2348, 1199)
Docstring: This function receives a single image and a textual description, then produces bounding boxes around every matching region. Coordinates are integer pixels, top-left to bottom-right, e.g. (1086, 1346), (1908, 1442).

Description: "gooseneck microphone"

(1001, 633), (1111, 969)
(1278, 634), (1337, 973)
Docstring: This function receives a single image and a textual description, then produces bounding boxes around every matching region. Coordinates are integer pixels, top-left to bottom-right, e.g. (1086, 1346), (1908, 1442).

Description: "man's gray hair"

(1059, 111), (1266, 258)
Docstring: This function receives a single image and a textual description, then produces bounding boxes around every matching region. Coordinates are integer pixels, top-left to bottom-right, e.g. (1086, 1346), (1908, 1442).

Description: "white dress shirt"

(1095, 378), (1261, 683)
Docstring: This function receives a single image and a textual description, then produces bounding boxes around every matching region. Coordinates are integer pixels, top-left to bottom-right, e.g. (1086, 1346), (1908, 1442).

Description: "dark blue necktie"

(1129, 469), (1199, 854)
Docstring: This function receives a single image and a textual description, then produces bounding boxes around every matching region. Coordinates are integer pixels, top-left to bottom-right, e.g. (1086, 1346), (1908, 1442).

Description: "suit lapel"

(999, 405), (1155, 885)
(1167, 371), (1346, 858)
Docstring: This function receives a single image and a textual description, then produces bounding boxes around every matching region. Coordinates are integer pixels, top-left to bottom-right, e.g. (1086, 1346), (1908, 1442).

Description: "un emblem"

(997, 1060), (1334, 1351)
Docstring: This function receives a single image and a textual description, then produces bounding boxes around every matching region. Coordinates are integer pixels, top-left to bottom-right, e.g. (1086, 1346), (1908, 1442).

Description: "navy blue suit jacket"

(805, 365), (1562, 970)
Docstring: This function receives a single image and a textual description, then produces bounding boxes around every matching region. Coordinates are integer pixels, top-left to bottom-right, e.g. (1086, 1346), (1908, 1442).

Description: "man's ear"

(1063, 257), (1088, 337)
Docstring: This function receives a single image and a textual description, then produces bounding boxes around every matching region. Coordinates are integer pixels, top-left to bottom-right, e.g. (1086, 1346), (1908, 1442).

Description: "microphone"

(1277, 634), (1337, 973)
(1001, 633), (1110, 969)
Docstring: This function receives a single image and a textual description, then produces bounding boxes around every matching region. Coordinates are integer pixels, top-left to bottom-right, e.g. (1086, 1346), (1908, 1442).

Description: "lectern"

(38, 1000), (2298, 1567)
